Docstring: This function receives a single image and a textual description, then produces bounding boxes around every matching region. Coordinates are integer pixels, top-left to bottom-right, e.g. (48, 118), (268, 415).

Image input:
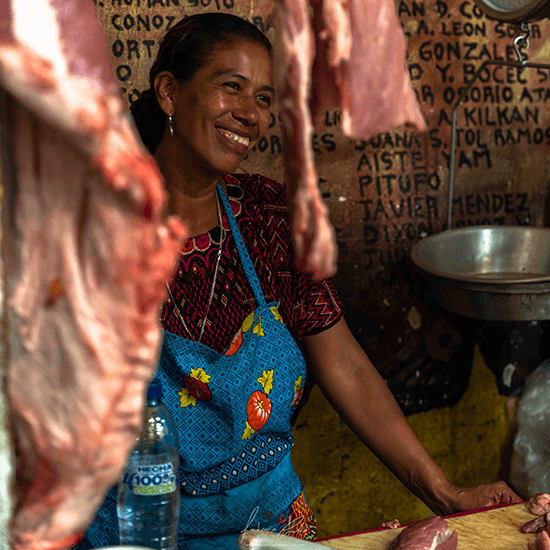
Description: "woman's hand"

(302, 318), (523, 517)
(439, 481), (523, 515)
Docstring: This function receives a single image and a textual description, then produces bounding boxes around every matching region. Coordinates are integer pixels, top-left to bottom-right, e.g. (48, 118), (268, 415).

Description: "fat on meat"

(0, 0), (186, 548)
(387, 517), (458, 550)
(274, 0), (426, 280)
(528, 495), (550, 517)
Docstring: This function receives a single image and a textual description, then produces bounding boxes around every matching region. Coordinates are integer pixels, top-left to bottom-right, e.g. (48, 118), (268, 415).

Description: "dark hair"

(130, 13), (272, 153)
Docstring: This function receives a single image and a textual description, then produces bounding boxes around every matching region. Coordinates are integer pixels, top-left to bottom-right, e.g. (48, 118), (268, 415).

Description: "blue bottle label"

(123, 462), (178, 496)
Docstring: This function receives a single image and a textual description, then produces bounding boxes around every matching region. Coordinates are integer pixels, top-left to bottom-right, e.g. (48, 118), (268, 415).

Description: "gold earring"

(168, 114), (174, 137)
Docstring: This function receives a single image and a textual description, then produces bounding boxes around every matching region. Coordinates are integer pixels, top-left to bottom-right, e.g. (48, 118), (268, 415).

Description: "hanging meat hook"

(513, 22), (531, 67)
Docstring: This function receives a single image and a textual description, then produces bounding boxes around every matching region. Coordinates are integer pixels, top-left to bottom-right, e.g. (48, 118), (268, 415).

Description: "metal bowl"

(411, 226), (550, 321)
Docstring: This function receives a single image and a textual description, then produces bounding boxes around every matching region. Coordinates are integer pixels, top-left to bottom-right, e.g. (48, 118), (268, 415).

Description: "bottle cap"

(147, 379), (163, 400)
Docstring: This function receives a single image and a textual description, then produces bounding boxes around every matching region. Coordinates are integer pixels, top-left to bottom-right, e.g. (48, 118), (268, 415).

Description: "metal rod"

(447, 59), (550, 230)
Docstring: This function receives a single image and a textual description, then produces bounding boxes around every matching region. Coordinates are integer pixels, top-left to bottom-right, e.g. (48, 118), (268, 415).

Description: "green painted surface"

(291, 345), (515, 538)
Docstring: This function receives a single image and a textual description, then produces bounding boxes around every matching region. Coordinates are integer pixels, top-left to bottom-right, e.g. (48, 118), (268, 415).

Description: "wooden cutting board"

(316, 503), (538, 550)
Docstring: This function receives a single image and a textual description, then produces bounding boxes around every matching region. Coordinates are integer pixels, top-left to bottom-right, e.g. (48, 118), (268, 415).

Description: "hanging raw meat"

(273, 0), (338, 280)
(310, 0), (426, 136)
(0, 0), (186, 548)
(274, 0), (426, 280)
(0, 0), (427, 545)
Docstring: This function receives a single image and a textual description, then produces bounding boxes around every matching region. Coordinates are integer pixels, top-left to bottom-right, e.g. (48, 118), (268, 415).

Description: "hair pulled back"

(130, 12), (272, 153)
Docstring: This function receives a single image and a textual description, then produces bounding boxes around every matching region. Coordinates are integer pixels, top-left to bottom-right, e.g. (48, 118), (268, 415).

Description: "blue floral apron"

(79, 185), (309, 550)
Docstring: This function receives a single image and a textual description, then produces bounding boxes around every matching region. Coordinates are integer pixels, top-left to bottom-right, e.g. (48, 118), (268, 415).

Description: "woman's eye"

(224, 82), (240, 91)
(257, 95), (272, 106)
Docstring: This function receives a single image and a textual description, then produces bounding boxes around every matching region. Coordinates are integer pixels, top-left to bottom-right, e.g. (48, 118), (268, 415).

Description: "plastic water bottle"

(117, 379), (179, 550)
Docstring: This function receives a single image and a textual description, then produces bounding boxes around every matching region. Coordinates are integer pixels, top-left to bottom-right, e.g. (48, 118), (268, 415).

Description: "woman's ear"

(154, 71), (178, 115)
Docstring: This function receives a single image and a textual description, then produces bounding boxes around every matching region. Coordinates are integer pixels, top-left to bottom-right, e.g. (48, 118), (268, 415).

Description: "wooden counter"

(317, 503), (537, 550)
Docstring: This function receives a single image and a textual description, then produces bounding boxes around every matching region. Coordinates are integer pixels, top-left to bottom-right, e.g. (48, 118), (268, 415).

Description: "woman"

(79, 12), (520, 550)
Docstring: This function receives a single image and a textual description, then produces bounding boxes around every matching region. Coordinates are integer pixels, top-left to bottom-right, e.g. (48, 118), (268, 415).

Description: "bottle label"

(122, 462), (178, 496)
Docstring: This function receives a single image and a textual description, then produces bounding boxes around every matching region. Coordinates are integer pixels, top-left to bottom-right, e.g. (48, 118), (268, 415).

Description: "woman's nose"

(232, 96), (259, 125)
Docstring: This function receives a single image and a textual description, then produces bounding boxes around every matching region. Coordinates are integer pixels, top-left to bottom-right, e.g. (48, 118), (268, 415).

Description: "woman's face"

(171, 40), (274, 179)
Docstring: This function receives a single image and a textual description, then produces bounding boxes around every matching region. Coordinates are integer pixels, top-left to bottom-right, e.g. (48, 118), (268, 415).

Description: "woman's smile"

(167, 41), (274, 178)
(216, 126), (252, 152)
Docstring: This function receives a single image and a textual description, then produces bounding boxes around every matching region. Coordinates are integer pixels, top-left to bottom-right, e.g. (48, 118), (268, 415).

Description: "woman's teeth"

(221, 130), (250, 147)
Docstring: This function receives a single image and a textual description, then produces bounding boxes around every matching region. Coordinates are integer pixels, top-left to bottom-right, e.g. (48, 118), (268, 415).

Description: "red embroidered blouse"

(161, 173), (343, 353)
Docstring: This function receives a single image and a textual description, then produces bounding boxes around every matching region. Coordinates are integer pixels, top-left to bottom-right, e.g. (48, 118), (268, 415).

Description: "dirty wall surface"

(94, 0), (550, 413)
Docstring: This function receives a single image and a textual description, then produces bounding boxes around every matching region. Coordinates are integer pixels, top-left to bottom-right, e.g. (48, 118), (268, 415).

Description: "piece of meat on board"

(528, 495), (550, 517)
(274, 0), (426, 280)
(522, 512), (550, 534)
(387, 517), (458, 550)
(383, 519), (402, 529)
(0, 1), (186, 548)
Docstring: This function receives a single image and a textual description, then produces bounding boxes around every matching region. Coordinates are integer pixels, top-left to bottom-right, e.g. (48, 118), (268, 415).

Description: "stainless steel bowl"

(411, 226), (550, 321)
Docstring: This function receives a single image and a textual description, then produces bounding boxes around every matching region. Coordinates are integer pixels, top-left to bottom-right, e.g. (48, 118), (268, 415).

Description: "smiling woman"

(74, 12), (521, 550)
(130, 13), (275, 237)
(154, 41), (274, 200)
(131, 14), (273, 152)
(75, 13), (341, 550)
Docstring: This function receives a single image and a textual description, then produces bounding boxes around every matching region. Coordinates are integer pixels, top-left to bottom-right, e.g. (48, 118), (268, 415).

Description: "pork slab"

(387, 517), (458, 550)
(528, 495), (550, 517)
(274, 0), (426, 280)
(273, 0), (338, 280)
(522, 512), (550, 534)
(0, 1), (186, 548)
(310, 0), (426, 137)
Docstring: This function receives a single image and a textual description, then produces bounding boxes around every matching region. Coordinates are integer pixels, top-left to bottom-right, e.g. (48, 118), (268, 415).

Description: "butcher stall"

(3, 0), (550, 545)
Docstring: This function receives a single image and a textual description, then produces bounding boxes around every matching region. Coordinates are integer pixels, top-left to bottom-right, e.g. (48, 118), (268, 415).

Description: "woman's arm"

(301, 317), (521, 515)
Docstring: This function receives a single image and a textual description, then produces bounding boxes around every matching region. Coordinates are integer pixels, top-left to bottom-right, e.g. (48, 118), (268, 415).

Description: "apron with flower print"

(78, 184), (314, 550)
